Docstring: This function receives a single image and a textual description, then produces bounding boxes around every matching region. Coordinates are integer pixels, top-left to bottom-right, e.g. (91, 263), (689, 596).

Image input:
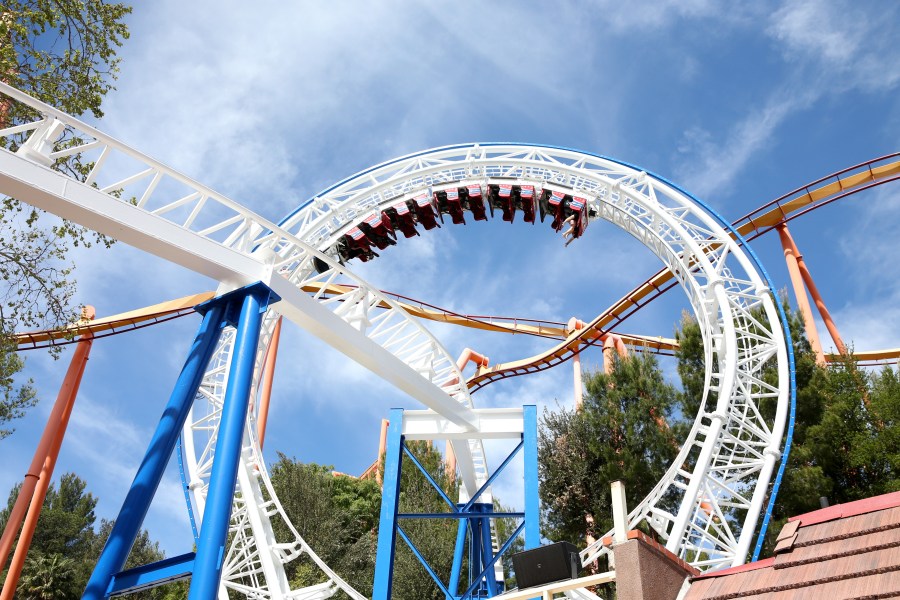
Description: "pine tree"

(538, 353), (680, 545)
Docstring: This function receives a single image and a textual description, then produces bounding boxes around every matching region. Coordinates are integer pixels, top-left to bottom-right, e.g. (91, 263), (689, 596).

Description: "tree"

(0, 1), (130, 438)
(17, 551), (79, 599)
(391, 441), (461, 600)
(677, 302), (900, 555)
(0, 1), (131, 122)
(1, 472), (177, 599)
(269, 443), (481, 600)
(538, 353), (681, 546)
(269, 454), (382, 597)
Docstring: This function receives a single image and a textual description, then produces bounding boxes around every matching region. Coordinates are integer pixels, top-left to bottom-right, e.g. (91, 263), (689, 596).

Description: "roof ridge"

(790, 491), (900, 526)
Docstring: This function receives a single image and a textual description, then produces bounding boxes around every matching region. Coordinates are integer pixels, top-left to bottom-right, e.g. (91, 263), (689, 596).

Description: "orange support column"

(573, 351), (584, 410)
(793, 252), (848, 357)
(778, 224), (847, 363)
(443, 349), (489, 480)
(377, 418), (389, 485)
(778, 224), (825, 363)
(602, 334), (627, 375)
(0, 310), (94, 600)
(567, 319), (589, 410)
(256, 316), (283, 449)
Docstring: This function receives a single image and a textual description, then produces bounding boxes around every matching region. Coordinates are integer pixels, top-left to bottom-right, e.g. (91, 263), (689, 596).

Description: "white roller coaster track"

(0, 83), (789, 597)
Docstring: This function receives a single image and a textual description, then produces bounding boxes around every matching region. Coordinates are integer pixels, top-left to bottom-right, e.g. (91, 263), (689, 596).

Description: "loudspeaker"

(511, 541), (579, 589)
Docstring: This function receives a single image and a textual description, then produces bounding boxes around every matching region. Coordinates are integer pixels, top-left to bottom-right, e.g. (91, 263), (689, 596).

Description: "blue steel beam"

(107, 553), (195, 596)
(522, 405), (539, 550)
(372, 409), (405, 600)
(83, 300), (227, 599)
(189, 283), (276, 599)
(397, 526), (454, 598)
(402, 444), (458, 512)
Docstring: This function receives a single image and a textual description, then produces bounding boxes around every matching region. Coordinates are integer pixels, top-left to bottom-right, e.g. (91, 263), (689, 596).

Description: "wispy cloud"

(675, 88), (815, 200)
(673, 0), (900, 201)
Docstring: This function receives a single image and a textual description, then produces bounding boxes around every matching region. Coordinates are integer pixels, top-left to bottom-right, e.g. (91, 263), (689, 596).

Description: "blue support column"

(378, 405), (538, 599)
(373, 409), (405, 600)
(469, 516), (481, 596)
(477, 503), (499, 596)
(448, 517), (468, 600)
(83, 301), (227, 600)
(522, 405), (539, 550)
(189, 284), (275, 600)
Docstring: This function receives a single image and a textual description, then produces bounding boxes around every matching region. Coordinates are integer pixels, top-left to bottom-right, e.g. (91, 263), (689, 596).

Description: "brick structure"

(610, 530), (699, 600)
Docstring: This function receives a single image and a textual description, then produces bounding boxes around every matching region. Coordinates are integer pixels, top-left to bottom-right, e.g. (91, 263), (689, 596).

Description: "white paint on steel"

(277, 143), (790, 572)
(0, 81), (789, 596)
(0, 83), (483, 599)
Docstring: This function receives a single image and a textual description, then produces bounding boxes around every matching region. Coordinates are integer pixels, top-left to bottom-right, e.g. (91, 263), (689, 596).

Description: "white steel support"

(0, 81), (790, 589)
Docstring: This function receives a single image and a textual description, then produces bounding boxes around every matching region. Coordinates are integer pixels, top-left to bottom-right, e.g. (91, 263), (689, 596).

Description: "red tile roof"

(683, 492), (900, 600)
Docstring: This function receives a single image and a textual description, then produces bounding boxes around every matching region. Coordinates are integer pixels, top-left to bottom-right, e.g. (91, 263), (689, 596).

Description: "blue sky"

(3, 0), (900, 560)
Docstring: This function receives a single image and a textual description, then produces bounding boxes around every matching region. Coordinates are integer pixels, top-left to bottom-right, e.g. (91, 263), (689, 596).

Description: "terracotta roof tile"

(683, 577), (715, 600)
(772, 532), (797, 555)
(687, 543), (900, 598)
(692, 558), (776, 580)
(794, 506), (900, 547)
(775, 519), (799, 542)
(775, 522), (900, 568)
(684, 492), (900, 599)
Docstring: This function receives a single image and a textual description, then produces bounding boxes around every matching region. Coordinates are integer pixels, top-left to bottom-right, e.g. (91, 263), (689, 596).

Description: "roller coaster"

(0, 80), (898, 599)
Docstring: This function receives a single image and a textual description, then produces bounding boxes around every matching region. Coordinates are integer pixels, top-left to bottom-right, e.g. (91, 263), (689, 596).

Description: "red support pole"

(567, 318), (588, 410)
(795, 252), (848, 357)
(443, 349), (489, 480)
(573, 351), (584, 410)
(602, 333), (627, 375)
(0, 318), (94, 600)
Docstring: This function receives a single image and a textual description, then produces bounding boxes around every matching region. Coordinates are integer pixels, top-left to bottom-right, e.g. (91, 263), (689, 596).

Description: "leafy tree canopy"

(0, 0), (130, 439)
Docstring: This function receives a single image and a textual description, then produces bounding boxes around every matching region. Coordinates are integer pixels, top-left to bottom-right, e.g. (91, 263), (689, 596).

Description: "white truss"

(0, 83), (487, 599)
(0, 82), (789, 597)
(275, 144), (790, 572)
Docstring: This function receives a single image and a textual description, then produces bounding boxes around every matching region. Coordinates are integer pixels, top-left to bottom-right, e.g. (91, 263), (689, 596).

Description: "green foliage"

(538, 353), (680, 546)
(0, 334), (35, 438)
(0, 0), (131, 120)
(673, 301), (900, 557)
(269, 454), (383, 598)
(393, 441), (461, 600)
(0, 0), (130, 439)
(269, 442), (492, 600)
(18, 551), (79, 599)
(0, 472), (180, 599)
(674, 310), (706, 422)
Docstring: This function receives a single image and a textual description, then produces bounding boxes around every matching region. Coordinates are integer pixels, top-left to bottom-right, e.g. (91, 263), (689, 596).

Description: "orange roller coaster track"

(14, 292), (215, 350)
(15, 154), (900, 374)
(462, 153), (900, 391)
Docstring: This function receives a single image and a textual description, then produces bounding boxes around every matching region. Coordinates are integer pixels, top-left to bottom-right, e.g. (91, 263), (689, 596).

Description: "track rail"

(278, 143), (791, 572)
(0, 83), (484, 599)
(0, 80), (796, 595)
(466, 154), (900, 389)
(13, 292), (214, 349)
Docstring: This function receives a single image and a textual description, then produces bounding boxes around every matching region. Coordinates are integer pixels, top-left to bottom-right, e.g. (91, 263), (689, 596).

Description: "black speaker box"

(511, 541), (579, 589)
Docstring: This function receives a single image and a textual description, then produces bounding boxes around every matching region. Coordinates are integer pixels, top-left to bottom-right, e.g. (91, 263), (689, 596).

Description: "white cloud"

(673, 0), (900, 200)
(768, 0), (863, 67)
(676, 89), (814, 199)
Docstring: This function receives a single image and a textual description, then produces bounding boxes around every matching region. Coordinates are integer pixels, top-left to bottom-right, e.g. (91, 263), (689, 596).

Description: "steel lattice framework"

(0, 82), (791, 598)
